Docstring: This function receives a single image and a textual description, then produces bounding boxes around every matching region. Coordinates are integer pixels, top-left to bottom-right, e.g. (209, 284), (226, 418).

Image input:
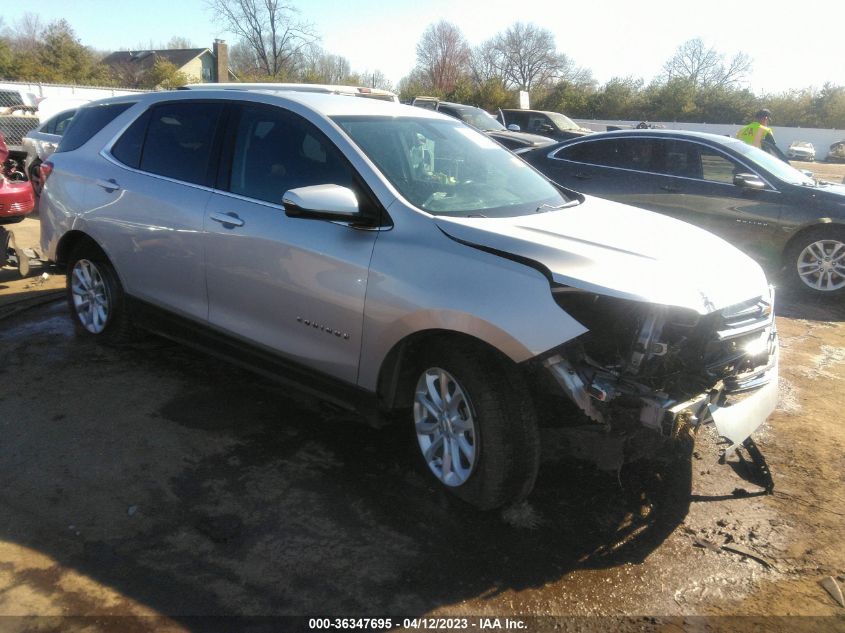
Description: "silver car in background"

(21, 108), (77, 193)
(39, 90), (779, 509)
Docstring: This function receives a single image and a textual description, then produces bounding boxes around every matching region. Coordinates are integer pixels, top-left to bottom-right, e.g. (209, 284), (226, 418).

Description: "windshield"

(546, 112), (580, 131)
(452, 106), (506, 132)
(332, 115), (568, 217)
(731, 140), (815, 186)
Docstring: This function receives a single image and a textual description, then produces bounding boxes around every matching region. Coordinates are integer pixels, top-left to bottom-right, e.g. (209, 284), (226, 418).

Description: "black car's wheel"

(785, 226), (845, 296)
(410, 343), (540, 510)
(66, 244), (134, 342)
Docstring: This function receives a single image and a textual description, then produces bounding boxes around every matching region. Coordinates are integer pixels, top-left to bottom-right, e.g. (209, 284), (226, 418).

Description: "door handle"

(660, 185), (681, 193)
(95, 178), (120, 192)
(209, 211), (245, 228)
(574, 172), (592, 180)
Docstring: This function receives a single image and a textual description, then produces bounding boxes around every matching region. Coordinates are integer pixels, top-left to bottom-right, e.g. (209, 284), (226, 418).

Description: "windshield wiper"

(535, 200), (580, 213)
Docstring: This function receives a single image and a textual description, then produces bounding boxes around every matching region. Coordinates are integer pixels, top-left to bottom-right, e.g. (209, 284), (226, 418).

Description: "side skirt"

(126, 297), (386, 427)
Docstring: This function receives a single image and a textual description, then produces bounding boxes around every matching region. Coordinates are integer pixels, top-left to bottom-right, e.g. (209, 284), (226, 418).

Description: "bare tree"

(302, 46), (353, 84)
(414, 21), (470, 94)
(662, 38), (752, 89)
(228, 40), (262, 77)
(469, 40), (503, 86)
(205, 0), (318, 78)
(358, 69), (392, 91)
(491, 22), (570, 91)
(166, 36), (195, 49)
(9, 12), (44, 55)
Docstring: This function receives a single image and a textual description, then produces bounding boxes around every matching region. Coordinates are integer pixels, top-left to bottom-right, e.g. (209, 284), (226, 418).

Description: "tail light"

(40, 161), (53, 185)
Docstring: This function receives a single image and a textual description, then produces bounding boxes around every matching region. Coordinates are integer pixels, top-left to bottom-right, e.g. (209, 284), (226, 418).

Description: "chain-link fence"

(1, 81), (147, 152)
(0, 113), (40, 150)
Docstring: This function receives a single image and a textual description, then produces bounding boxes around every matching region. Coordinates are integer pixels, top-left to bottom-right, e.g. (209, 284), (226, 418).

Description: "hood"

(435, 196), (771, 315)
(485, 130), (555, 148)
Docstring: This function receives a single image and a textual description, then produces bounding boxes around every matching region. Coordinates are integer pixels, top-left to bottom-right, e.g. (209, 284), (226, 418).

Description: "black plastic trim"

(125, 297), (385, 425)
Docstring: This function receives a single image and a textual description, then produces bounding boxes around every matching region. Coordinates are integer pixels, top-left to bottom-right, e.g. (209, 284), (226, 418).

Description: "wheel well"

(55, 231), (102, 267)
(376, 329), (519, 412)
(781, 222), (845, 264)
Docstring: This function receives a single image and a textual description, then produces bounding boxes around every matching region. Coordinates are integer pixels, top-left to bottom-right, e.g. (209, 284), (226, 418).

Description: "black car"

(414, 100), (554, 151)
(497, 109), (593, 141)
(521, 129), (845, 296)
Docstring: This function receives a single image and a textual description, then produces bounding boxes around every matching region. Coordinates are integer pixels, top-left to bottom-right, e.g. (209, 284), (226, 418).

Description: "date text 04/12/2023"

(307, 618), (527, 630)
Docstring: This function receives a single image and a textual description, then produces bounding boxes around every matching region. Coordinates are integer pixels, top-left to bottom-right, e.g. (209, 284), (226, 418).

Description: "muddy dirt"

(1, 217), (844, 632)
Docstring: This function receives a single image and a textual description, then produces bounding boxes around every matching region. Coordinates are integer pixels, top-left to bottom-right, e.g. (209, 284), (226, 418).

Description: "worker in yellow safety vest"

(736, 109), (788, 161)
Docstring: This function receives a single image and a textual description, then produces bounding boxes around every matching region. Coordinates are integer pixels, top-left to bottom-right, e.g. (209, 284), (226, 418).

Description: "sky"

(4, 0), (844, 95)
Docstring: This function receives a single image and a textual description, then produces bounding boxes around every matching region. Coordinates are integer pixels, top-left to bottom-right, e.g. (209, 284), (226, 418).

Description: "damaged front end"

(540, 285), (778, 470)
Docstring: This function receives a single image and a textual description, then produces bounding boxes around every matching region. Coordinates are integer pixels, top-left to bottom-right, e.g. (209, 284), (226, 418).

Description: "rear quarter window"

(56, 102), (134, 153)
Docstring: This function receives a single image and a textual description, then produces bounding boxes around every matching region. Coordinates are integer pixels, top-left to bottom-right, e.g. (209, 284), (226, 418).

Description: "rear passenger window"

(228, 105), (360, 205)
(56, 102), (134, 153)
(139, 102), (224, 186)
(558, 139), (653, 170)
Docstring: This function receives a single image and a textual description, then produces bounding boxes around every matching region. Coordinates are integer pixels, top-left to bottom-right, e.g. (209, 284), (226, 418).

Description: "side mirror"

(283, 184), (362, 222)
(733, 173), (766, 190)
(538, 124), (554, 133)
(507, 124), (521, 132)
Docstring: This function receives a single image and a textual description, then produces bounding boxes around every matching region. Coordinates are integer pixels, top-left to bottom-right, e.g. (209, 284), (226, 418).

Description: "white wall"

(576, 119), (845, 160)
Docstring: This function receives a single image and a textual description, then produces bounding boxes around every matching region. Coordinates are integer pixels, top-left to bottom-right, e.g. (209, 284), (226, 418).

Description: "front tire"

(411, 344), (540, 510)
(66, 245), (134, 342)
(785, 227), (845, 297)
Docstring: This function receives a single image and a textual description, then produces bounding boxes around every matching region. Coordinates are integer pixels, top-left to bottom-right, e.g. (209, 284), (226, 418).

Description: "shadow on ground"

(0, 303), (696, 620)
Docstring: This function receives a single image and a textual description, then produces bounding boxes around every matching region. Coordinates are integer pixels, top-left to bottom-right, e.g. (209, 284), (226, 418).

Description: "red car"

(0, 132), (35, 224)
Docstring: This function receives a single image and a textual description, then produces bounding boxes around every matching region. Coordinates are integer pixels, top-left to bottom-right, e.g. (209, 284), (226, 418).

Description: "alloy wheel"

(70, 259), (111, 333)
(796, 239), (845, 292)
(413, 367), (478, 487)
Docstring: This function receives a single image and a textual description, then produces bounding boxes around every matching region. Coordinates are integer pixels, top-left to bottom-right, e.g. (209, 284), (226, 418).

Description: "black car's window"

(558, 138), (655, 170)
(652, 140), (740, 183)
(437, 106), (459, 120)
(228, 104), (361, 206)
(700, 149), (739, 183)
(56, 102), (134, 153)
(111, 110), (152, 169)
(527, 114), (551, 133)
(139, 102), (224, 186)
(504, 111), (527, 128)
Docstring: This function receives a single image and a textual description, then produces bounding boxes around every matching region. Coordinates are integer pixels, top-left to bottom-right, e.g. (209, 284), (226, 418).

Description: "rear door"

(539, 138), (658, 206)
(204, 102), (380, 384)
(90, 100), (225, 320)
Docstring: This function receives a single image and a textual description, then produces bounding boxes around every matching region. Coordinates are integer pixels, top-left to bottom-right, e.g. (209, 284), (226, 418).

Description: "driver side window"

(228, 105), (359, 205)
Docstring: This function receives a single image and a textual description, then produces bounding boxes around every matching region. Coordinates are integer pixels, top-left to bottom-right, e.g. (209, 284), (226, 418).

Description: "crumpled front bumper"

(664, 358), (778, 457)
(544, 327), (779, 460)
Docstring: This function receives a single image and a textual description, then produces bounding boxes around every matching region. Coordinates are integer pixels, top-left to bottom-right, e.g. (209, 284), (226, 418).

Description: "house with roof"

(102, 40), (232, 88)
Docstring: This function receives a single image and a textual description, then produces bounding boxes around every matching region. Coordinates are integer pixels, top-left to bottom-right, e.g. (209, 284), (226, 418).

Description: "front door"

(647, 139), (789, 263)
(204, 103), (380, 384)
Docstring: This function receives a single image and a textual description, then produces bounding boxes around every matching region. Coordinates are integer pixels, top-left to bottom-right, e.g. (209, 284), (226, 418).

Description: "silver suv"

(40, 89), (779, 509)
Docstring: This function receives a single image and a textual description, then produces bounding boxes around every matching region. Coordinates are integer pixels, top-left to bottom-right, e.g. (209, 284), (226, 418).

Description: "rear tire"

(66, 244), (134, 343)
(784, 226), (845, 297)
(410, 343), (540, 510)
